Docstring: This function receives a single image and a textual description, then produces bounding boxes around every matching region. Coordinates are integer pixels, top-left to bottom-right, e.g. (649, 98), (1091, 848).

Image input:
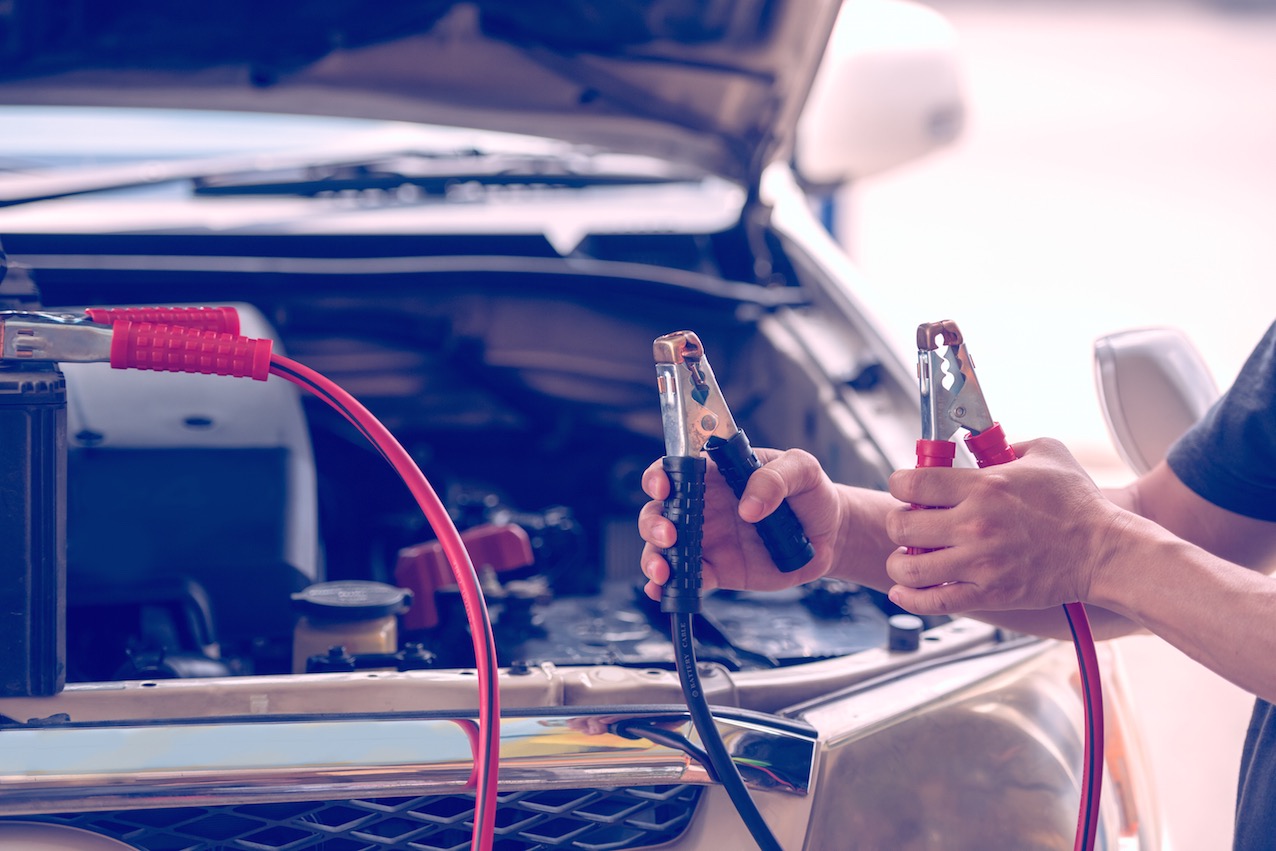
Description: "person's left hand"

(883, 438), (1131, 615)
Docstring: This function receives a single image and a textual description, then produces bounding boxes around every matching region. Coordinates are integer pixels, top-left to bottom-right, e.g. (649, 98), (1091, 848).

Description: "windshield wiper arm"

(190, 153), (703, 198)
(0, 145), (430, 208)
(0, 148), (702, 207)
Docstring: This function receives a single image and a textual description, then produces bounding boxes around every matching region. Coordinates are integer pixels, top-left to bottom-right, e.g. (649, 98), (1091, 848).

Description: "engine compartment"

(12, 249), (909, 685)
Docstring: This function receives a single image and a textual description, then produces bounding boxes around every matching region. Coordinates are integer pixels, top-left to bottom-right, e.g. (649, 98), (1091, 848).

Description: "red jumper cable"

(0, 308), (501, 851)
(912, 320), (1104, 851)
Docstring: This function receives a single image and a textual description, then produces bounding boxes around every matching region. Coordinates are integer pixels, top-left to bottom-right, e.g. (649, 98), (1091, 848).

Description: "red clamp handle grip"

(86, 306), (240, 335)
(109, 321), (272, 381)
(914, 439), (957, 469)
(906, 440), (957, 555)
(966, 423), (1016, 468)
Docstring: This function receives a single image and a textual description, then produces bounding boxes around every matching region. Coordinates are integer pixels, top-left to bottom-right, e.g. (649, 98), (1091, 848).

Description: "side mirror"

(794, 0), (965, 187)
(1093, 327), (1220, 475)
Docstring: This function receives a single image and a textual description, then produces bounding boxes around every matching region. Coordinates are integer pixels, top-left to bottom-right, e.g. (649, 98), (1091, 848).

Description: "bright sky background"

(843, 0), (1276, 481)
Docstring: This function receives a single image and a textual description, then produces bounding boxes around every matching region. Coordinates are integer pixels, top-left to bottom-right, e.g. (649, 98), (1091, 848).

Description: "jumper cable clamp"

(915, 319), (1015, 469)
(0, 307), (268, 379)
(653, 330), (813, 613)
(911, 319), (1103, 851)
(909, 319), (1014, 554)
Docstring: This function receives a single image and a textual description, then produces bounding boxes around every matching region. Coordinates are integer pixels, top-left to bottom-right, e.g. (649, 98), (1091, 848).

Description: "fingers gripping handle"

(661, 455), (707, 614)
(906, 425), (1016, 555)
(706, 431), (814, 573)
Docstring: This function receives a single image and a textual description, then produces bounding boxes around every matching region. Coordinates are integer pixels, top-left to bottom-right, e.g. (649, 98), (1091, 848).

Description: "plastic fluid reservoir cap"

(292, 580), (412, 622)
(888, 613), (925, 652)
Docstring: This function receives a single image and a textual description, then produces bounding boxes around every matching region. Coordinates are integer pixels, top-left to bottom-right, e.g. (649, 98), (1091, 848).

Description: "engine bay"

(6, 246), (910, 686)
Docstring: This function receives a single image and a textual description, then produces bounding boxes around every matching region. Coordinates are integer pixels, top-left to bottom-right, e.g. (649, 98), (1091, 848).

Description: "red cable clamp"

(110, 321), (272, 381)
(86, 306), (241, 335)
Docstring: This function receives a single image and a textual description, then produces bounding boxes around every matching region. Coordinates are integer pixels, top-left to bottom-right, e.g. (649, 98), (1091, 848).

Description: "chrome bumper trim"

(0, 708), (815, 815)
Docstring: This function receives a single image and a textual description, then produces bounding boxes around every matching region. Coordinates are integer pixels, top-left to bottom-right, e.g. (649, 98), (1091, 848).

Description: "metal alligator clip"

(915, 320), (1015, 469)
(908, 320), (1016, 555)
(0, 307), (241, 363)
(653, 330), (814, 614)
(0, 311), (113, 363)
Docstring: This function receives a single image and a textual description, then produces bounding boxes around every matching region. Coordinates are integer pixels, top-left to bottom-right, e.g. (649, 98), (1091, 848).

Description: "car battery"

(0, 362), (67, 697)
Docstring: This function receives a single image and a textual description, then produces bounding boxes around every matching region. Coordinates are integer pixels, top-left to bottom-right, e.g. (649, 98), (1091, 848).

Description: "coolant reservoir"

(291, 581), (411, 673)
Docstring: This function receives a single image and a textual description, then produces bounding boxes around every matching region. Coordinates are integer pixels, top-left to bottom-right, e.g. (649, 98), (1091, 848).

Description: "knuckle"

(887, 469), (912, 500)
(962, 513), (996, 541)
(883, 509), (907, 544)
(929, 592), (958, 616)
(747, 463), (787, 499)
(641, 462), (670, 498)
(784, 447), (817, 467)
(637, 501), (662, 530)
(977, 471), (1014, 498)
(887, 556), (923, 588)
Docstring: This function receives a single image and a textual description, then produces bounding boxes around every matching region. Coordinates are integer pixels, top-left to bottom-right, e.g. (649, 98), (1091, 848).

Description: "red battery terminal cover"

(395, 523), (535, 631)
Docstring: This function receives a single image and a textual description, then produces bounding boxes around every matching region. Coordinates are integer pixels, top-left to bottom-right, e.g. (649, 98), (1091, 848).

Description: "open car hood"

(0, 0), (841, 185)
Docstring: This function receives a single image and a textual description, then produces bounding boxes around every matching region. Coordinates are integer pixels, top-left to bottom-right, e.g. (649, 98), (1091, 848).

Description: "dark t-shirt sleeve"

(1166, 321), (1276, 522)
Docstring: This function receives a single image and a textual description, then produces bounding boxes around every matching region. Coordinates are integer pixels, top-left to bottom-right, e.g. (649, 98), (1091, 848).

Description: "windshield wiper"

(0, 139), (699, 208)
(190, 152), (703, 198)
(0, 144), (429, 208)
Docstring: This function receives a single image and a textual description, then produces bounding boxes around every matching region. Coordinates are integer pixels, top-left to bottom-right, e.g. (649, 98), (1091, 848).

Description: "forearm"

(1091, 514), (1276, 703)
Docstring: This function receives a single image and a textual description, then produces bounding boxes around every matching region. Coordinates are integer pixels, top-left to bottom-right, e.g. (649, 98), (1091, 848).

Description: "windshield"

(3, 104), (676, 170)
(0, 106), (745, 255)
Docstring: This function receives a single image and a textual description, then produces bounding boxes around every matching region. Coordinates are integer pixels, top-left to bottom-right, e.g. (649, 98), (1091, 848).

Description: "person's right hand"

(637, 448), (844, 602)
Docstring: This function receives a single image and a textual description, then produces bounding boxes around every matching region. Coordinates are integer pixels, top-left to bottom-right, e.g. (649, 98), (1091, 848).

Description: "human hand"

(883, 438), (1130, 615)
(637, 448), (843, 601)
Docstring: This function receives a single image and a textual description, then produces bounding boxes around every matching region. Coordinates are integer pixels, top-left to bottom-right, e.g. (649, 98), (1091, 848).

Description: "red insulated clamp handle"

(86, 306), (241, 335)
(906, 439), (957, 555)
(965, 422), (1017, 468)
(914, 439), (957, 468)
(109, 321), (272, 381)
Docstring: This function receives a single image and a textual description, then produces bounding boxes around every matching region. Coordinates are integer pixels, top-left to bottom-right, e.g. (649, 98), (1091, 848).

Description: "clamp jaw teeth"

(916, 320), (995, 441)
(653, 330), (737, 458)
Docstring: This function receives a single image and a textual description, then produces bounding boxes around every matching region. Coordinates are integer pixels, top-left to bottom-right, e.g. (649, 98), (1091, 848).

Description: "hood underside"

(0, 0), (840, 184)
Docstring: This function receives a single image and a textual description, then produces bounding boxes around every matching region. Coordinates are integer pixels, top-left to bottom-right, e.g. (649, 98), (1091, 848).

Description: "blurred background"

(835, 1), (1276, 848)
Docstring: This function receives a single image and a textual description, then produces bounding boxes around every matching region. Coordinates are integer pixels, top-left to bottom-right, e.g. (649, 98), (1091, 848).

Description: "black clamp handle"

(707, 430), (815, 573)
(660, 455), (706, 614)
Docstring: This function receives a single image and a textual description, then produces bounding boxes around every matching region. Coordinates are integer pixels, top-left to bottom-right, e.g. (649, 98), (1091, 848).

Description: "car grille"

(6, 785), (703, 850)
